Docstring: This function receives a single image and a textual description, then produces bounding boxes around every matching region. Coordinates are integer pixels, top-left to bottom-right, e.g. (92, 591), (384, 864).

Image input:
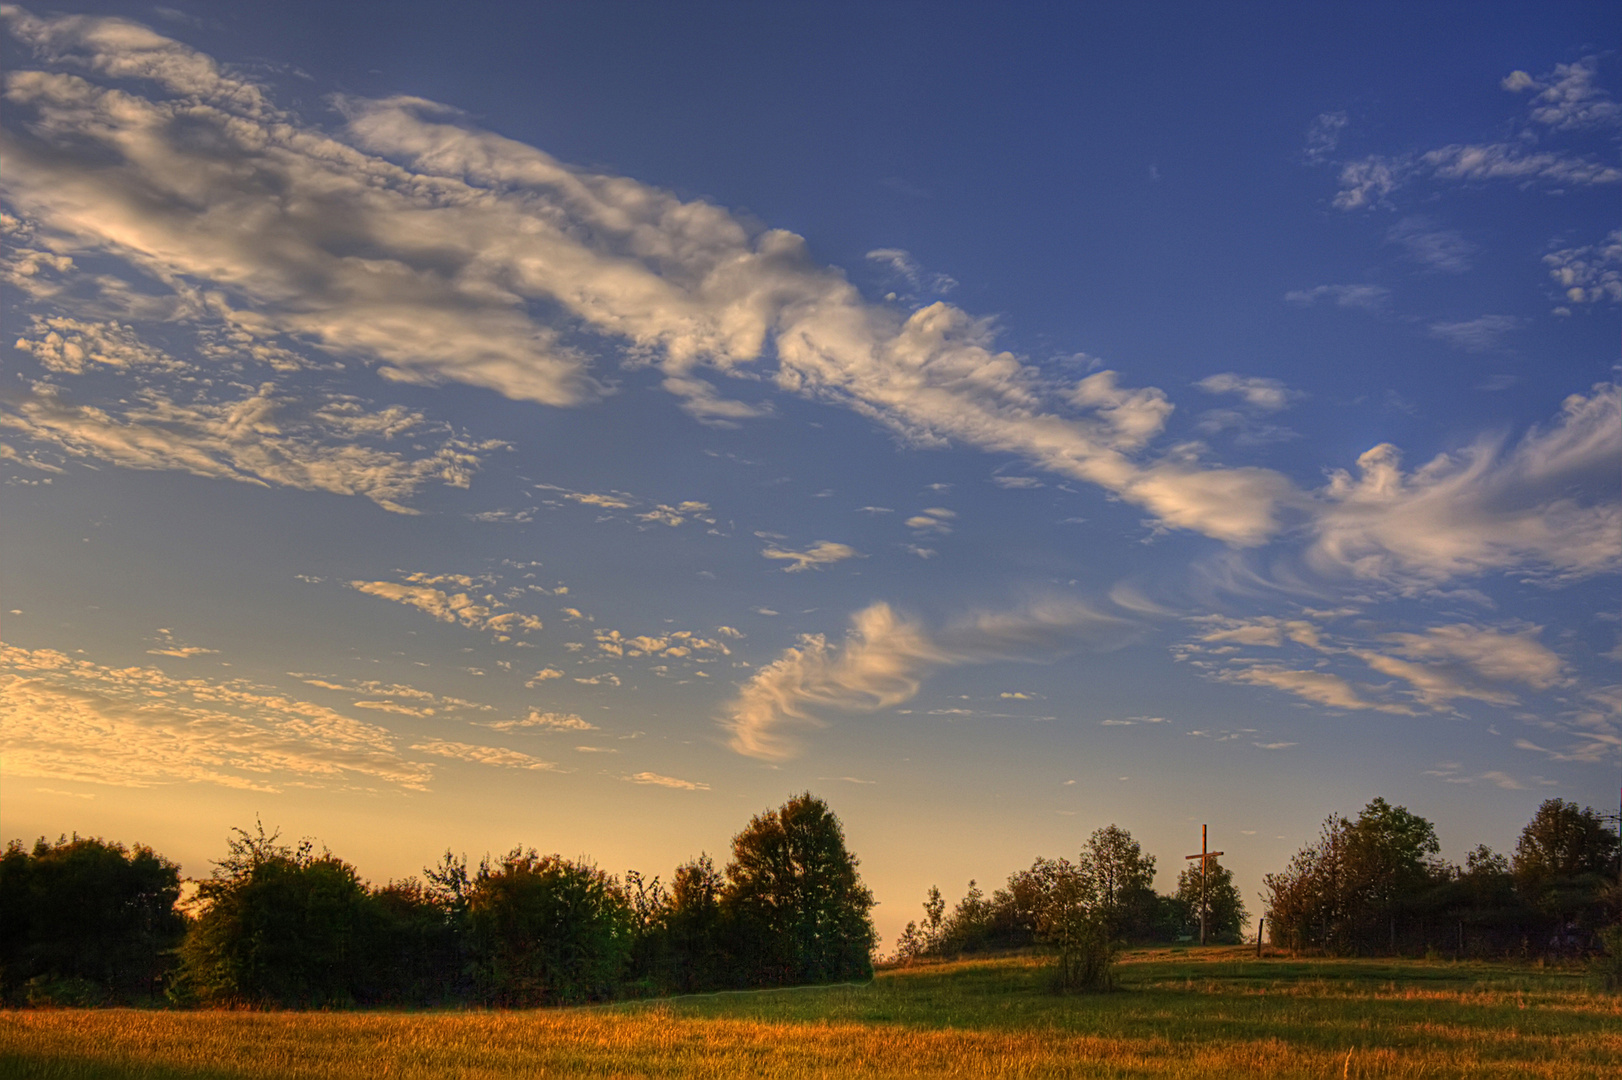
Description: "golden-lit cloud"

(1, 383), (486, 515)
(349, 576), (542, 635)
(478, 710), (596, 733)
(625, 771), (709, 791)
(0, 644), (431, 791)
(409, 739), (559, 771)
(761, 540), (860, 573)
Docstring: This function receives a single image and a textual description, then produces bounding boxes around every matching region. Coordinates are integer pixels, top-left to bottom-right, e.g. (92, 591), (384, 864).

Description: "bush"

(1019, 857), (1116, 992)
(466, 850), (634, 1005)
(172, 824), (375, 1007)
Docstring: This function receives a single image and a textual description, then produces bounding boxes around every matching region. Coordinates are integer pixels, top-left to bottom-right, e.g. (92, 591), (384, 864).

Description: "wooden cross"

(1185, 823), (1224, 946)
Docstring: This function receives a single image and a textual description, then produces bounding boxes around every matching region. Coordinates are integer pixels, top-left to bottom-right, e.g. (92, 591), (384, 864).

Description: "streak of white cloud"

(1284, 284), (1390, 311)
(1385, 218), (1475, 273)
(1381, 624), (1567, 690)
(1195, 374), (1297, 412)
(1309, 383), (1621, 588)
(722, 598), (1131, 760)
(625, 771), (710, 791)
(479, 709), (595, 733)
(865, 247), (957, 295)
(1217, 663), (1410, 714)
(1428, 315), (1519, 352)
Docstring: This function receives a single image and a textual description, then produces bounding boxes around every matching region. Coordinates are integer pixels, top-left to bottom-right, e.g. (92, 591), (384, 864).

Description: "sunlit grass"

(3, 949), (1618, 1078)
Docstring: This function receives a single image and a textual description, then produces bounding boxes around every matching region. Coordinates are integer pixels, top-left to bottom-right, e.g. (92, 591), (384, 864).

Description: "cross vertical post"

(1185, 824), (1224, 946)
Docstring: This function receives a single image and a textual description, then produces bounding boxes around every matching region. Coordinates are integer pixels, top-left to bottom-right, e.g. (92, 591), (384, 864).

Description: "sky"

(1, 1), (1618, 947)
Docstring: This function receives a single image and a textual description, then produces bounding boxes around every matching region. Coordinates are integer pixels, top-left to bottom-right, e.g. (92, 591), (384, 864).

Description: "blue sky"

(1, 1), (1617, 945)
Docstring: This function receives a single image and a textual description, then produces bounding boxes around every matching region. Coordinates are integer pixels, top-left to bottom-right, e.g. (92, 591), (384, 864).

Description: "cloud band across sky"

(2, 6), (1616, 588)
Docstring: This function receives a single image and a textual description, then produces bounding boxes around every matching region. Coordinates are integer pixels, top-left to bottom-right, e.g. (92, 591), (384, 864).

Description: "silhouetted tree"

(655, 853), (729, 991)
(0, 836), (183, 1005)
(361, 878), (463, 1004)
(721, 793), (876, 986)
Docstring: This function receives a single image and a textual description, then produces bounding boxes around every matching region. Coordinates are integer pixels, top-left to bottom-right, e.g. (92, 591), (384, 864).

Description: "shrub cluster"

(893, 824), (1249, 985)
(2, 792), (876, 1009)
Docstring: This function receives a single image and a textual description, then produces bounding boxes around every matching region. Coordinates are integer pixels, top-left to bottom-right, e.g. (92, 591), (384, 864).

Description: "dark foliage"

(171, 823), (377, 1007)
(0, 835), (184, 1005)
(464, 850), (635, 1005)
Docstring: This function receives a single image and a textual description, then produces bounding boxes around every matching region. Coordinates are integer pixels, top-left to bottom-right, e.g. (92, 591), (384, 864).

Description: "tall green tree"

(1513, 799), (1619, 944)
(1175, 857), (1248, 943)
(1079, 825), (1158, 939)
(1263, 798), (1445, 954)
(1016, 857), (1115, 991)
(655, 853), (728, 991)
(721, 793), (876, 986)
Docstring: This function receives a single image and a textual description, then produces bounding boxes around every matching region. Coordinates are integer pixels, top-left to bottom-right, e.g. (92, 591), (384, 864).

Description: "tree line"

(1, 792), (875, 1008)
(892, 797), (1620, 979)
(1264, 797), (1620, 958)
(4, 793), (1618, 1007)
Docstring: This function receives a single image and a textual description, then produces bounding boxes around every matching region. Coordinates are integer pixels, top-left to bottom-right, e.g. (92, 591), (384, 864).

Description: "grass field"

(3, 948), (1618, 1078)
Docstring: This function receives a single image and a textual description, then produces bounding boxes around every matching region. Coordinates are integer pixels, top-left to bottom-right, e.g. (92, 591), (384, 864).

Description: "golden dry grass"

(3, 951), (1618, 1078)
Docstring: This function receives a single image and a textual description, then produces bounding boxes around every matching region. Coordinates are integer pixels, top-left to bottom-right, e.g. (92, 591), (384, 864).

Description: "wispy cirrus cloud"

(1178, 613), (1571, 717)
(1309, 382), (1620, 589)
(0, 9), (1299, 547)
(1284, 284), (1390, 311)
(1385, 217), (1475, 273)
(1427, 315), (1520, 353)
